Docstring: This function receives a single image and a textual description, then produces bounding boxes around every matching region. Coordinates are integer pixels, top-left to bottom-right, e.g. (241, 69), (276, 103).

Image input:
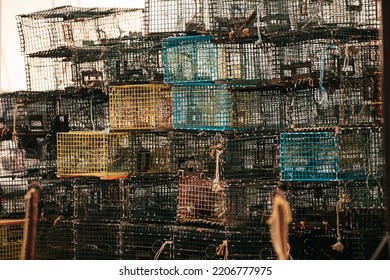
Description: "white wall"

(0, 0), (145, 93)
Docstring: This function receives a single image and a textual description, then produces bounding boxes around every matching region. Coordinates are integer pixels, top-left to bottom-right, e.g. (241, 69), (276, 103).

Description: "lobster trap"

(173, 83), (286, 131)
(171, 131), (279, 181)
(259, 0), (381, 34)
(0, 219), (25, 260)
(280, 131), (340, 182)
(177, 177), (277, 229)
(122, 223), (173, 260)
(128, 131), (172, 175)
(0, 177), (29, 218)
(56, 131), (129, 179)
(38, 179), (74, 221)
(17, 6), (144, 56)
(73, 178), (128, 222)
(172, 226), (226, 259)
(126, 175), (178, 224)
(109, 84), (172, 130)
(162, 35), (274, 84)
(25, 47), (106, 92)
(105, 36), (164, 84)
(339, 126), (384, 181)
(35, 219), (74, 260)
(74, 222), (120, 260)
(226, 229), (275, 260)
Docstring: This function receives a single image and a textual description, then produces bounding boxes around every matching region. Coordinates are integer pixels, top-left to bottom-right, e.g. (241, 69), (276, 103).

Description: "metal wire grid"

(56, 131), (130, 179)
(162, 35), (219, 84)
(73, 178), (127, 222)
(105, 37), (164, 84)
(226, 229), (275, 260)
(171, 131), (279, 181)
(74, 222), (121, 260)
(0, 219), (25, 260)
(35, 219), (74, 260)
(172, 225), (226, 259)
(38, 178), (74, 221)
(126, 175), (178, 224)
(109, 84), (172, 130)
(122, 223), (173, 260)
(128, 131), (172, 175)
(177, 176), (277, 229)
(17, 6), (144, 56)
(339, 126), (384, 181)
(162, 35), (274, 84)
(145, 0), (210, 35)
(56, 91), (109, 131)
(259, 0), (381, 34)
(280, 131), (340, 182)
(25, 47), (106, 92)
(173, 83), (286, 131)
(0, 177), (29, 218)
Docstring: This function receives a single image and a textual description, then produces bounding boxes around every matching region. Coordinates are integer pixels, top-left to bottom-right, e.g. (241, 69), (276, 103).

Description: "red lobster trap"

(177, 176), (276, 229)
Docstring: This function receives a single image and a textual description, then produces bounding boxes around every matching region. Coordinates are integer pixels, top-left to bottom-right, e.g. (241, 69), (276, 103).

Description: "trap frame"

(17, 6), (144, 56)
(126, 175), (178, 224)
(56, 131), (130, 179)
(109, 84), (172, 130)
(171, 130), (279, 181)
(0, 219), (25, 260)
(122, 223), (173, 260)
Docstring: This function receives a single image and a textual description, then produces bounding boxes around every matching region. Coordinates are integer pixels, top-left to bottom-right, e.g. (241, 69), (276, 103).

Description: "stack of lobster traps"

(0, 0), (386, 260)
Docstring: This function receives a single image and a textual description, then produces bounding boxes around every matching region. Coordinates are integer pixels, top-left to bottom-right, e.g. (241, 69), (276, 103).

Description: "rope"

(331, 193), (349, 253)
(342, 44), (350, 72)
(12, 104), (18, 142)
(319, 45), (337, 107)
(216, 240), (229, 260)
(256, 4), (262, 44)
(210, 144), (223, 192)
(90, 96), (96, 131)
(20, 188), (36, 260)
(154, 240), (173, 260)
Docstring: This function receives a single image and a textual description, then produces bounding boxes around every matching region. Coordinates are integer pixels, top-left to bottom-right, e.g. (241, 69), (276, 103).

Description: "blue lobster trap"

(280, 131), (340, 182)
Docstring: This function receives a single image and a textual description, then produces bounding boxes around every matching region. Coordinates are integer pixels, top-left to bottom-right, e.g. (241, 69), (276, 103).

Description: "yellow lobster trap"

(109, 84), (172, 130)
(57, 131), (130, 179)
(0, 219), (25, 260)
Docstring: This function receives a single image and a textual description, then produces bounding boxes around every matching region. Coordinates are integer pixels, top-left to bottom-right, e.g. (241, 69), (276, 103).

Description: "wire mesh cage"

(35, 219), (74, 260)
(55, 91), (109, 131)
(105, 36), (164, 84)
(126, 175), (178, 224)
(74, 222), (121, 260)
(162, 35), (219, 84)
(259, 0), (381, 35)
(173, 83), (286, 131)
(172, 225), (226, 259)
(122, 223), (173, 260)
(145, 0), (211, 35)
(0, 219), (25, 260)
(162, 35), (274, 84)
(339, 126), (384, 181)
(25, 47), (106, 92)
(171, 131), (279, 181)
(73, 178), (127, 222)
(226, 229), (276, 260)
(177, 176), (277, 229)
(0, 177), (28, 218)
(17, 6), (145, 56)
(128, 131), (173, 175)
(109, 84), (172, 130)
(56, 131), (130, 179)
(38, 178), (74, 222)
(280, 131), (340, 182)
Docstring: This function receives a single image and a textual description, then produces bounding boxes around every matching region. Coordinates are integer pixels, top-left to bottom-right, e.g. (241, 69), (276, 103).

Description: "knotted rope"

(216, 240), (229, 260)
(154, 240), (173, 260)
(210, 143), (223, 192)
